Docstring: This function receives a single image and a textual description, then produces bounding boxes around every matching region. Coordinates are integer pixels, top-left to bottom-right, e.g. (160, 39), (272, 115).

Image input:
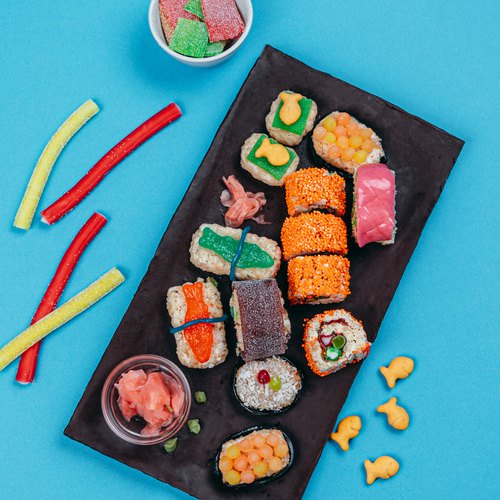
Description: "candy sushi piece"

(312, 112), (384, 175)
(284, 168), (346, 217)
(303, 309), (371, 377)
(189, 223), (281, 280)
(169, 18), (209, 58)
(353, 163), (396, 247)
(265, 91), (317, 147)
(230, 279), (291, 361)
(201, 0), (245, 42)
(159, 0), (198, 42)
(233, 356), (302, 414)
(241, 133), (299, 187)
(287, 255), (350, 305)
(281, 212), (348, 261)
(215, 427), (293, 487)
(166, 278), (227, 369)
(184, 0), (204, 20)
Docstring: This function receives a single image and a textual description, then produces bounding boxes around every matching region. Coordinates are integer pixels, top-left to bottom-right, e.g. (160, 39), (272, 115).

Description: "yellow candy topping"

(279, 92), (303, 125)
(255, 138), (290, 166)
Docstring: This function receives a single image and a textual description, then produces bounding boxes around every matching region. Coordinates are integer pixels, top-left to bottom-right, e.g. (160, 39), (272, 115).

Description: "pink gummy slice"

(159, 0), (198, 42)
(201, 0), (245, 42)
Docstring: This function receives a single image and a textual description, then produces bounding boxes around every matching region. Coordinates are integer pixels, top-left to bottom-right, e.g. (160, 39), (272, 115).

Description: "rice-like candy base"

(189, 223), (281, 280)
(166, 278), (227, 368)
(281, 211), (348, 261)
(234, 356), (302, 412)
(287, 255), (351, 305)
(312, 112), (384, 175)
(284, 167), (346, 217)
(240, 133), (299, 187)
(303, 309), (371, 377)
(265, 93), (318, 147)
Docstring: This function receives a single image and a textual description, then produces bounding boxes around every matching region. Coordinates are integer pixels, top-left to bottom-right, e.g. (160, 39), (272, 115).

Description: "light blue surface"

(0, 0), (498, 498)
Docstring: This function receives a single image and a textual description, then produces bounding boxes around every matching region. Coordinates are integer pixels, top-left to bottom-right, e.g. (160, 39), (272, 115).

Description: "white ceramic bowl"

(148, 0), (253, 67)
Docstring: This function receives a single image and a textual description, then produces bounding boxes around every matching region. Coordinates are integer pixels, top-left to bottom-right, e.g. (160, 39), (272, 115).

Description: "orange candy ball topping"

(337, 112), (351, 126)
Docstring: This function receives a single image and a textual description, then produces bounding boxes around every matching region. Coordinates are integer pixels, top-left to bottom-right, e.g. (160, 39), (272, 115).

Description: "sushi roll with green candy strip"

(265, 91), (317, 146)
(189, 223), (281, 280)
(240, 133), (299, 186)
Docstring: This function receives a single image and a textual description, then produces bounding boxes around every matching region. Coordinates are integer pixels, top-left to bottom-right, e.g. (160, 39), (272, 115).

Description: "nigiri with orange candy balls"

(312, 111), (384, 175)
(217, 428), (292, 487)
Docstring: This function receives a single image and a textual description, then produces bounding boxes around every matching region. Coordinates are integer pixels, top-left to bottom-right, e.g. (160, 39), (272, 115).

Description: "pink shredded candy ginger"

(116, 369), (184, 436)
(220, 175), (268, 228)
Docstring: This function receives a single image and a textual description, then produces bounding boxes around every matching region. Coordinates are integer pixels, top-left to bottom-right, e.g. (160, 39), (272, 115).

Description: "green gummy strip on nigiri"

(199, 227), (274, 269)
(169, 18), (208, 58)
(0, 268), (125, 371)
(184, 0), (205, 20)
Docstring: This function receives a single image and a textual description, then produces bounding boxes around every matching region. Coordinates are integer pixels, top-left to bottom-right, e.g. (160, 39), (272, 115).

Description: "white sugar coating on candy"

(201, 0), (245, 42)
(159, 0), (198, 42)
(13, 99), (99, 231)
(0, 268), (125, 371)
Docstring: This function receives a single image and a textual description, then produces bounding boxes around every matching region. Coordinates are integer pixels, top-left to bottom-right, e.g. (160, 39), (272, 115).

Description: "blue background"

(1, 0), (498, 498)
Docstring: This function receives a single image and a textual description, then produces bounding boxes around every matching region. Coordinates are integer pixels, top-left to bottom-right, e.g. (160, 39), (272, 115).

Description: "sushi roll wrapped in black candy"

(303, 309), (371, 377)
(240, 133), (299, 186)
(233, 356), (302, 415)
(215, 426), (294, 487)
(189, 223), (281, 280)
(230, 279), (291, 361)
(166, 278), (227, 369)
(265, 90), (318, 146)
(312, 111), (384, 175)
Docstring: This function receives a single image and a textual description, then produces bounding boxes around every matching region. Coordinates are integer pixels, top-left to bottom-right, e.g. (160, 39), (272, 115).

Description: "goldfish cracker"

(279, 92), (303, 125)
(364, 456), (399, 485)
(380, 356), (414, 388)
(377, 397), (410, 430)
(330, 415), (361, 451)
(255, 138), (290, 166)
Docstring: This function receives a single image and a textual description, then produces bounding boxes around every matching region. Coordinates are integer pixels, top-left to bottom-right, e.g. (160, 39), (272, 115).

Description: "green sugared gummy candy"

(205, 41), (225, 58)
(169, 18), (208, 58)
(184, 0), (205, 20)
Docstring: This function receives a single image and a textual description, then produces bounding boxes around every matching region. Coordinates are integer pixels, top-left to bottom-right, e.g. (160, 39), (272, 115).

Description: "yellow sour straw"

(0, 267), (125, 372)
(13, 99), (99, 230)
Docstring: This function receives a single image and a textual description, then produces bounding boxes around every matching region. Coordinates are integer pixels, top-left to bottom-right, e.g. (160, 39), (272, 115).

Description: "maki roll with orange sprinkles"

(281, 212), (348, 261)
(287, 255), (350, 305)
(284, 168), (346, 217)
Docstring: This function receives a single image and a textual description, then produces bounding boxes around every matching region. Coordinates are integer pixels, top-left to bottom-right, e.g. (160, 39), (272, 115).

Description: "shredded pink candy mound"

(116, 369), (184, 436)
(159, 0), (198, 42)
(220, 175), (268, 227)
(354, 164), (396, 247)
(201, 0), (245, 42)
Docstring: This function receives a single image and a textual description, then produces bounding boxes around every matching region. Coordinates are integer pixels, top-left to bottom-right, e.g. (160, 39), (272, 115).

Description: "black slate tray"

(65, 46), (464, 499)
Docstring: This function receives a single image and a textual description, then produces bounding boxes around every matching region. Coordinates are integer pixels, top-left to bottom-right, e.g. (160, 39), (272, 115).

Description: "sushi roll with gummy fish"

(166, 278), (227, 369)
(312, 112), (384, 175)
(281, 211), (348, 261)
(265, 91), (318, 146)
(230, 279), (291, 361)
(287, 254), (350, 305)
(303, 309), (371, 377)
(352, 163), (396, 247)
(240, 133), (299, 186)
(284, 167), (346, 217)
(216, 427), (293, 487)
(190, 223), (281, 280)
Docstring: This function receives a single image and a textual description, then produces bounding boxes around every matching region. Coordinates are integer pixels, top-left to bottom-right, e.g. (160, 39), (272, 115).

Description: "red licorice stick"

(15, 212), (107, 384)
(41, 102), (182, 225)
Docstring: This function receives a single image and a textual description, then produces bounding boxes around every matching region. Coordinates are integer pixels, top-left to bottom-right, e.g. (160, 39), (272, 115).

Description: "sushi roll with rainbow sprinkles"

(265, 91), (318, 146)
(303, 309), (371, 377)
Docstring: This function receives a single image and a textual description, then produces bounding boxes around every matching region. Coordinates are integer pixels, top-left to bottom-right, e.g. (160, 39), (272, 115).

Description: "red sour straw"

(15, 212), (107, 384)
(41, 103), (182, 225)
